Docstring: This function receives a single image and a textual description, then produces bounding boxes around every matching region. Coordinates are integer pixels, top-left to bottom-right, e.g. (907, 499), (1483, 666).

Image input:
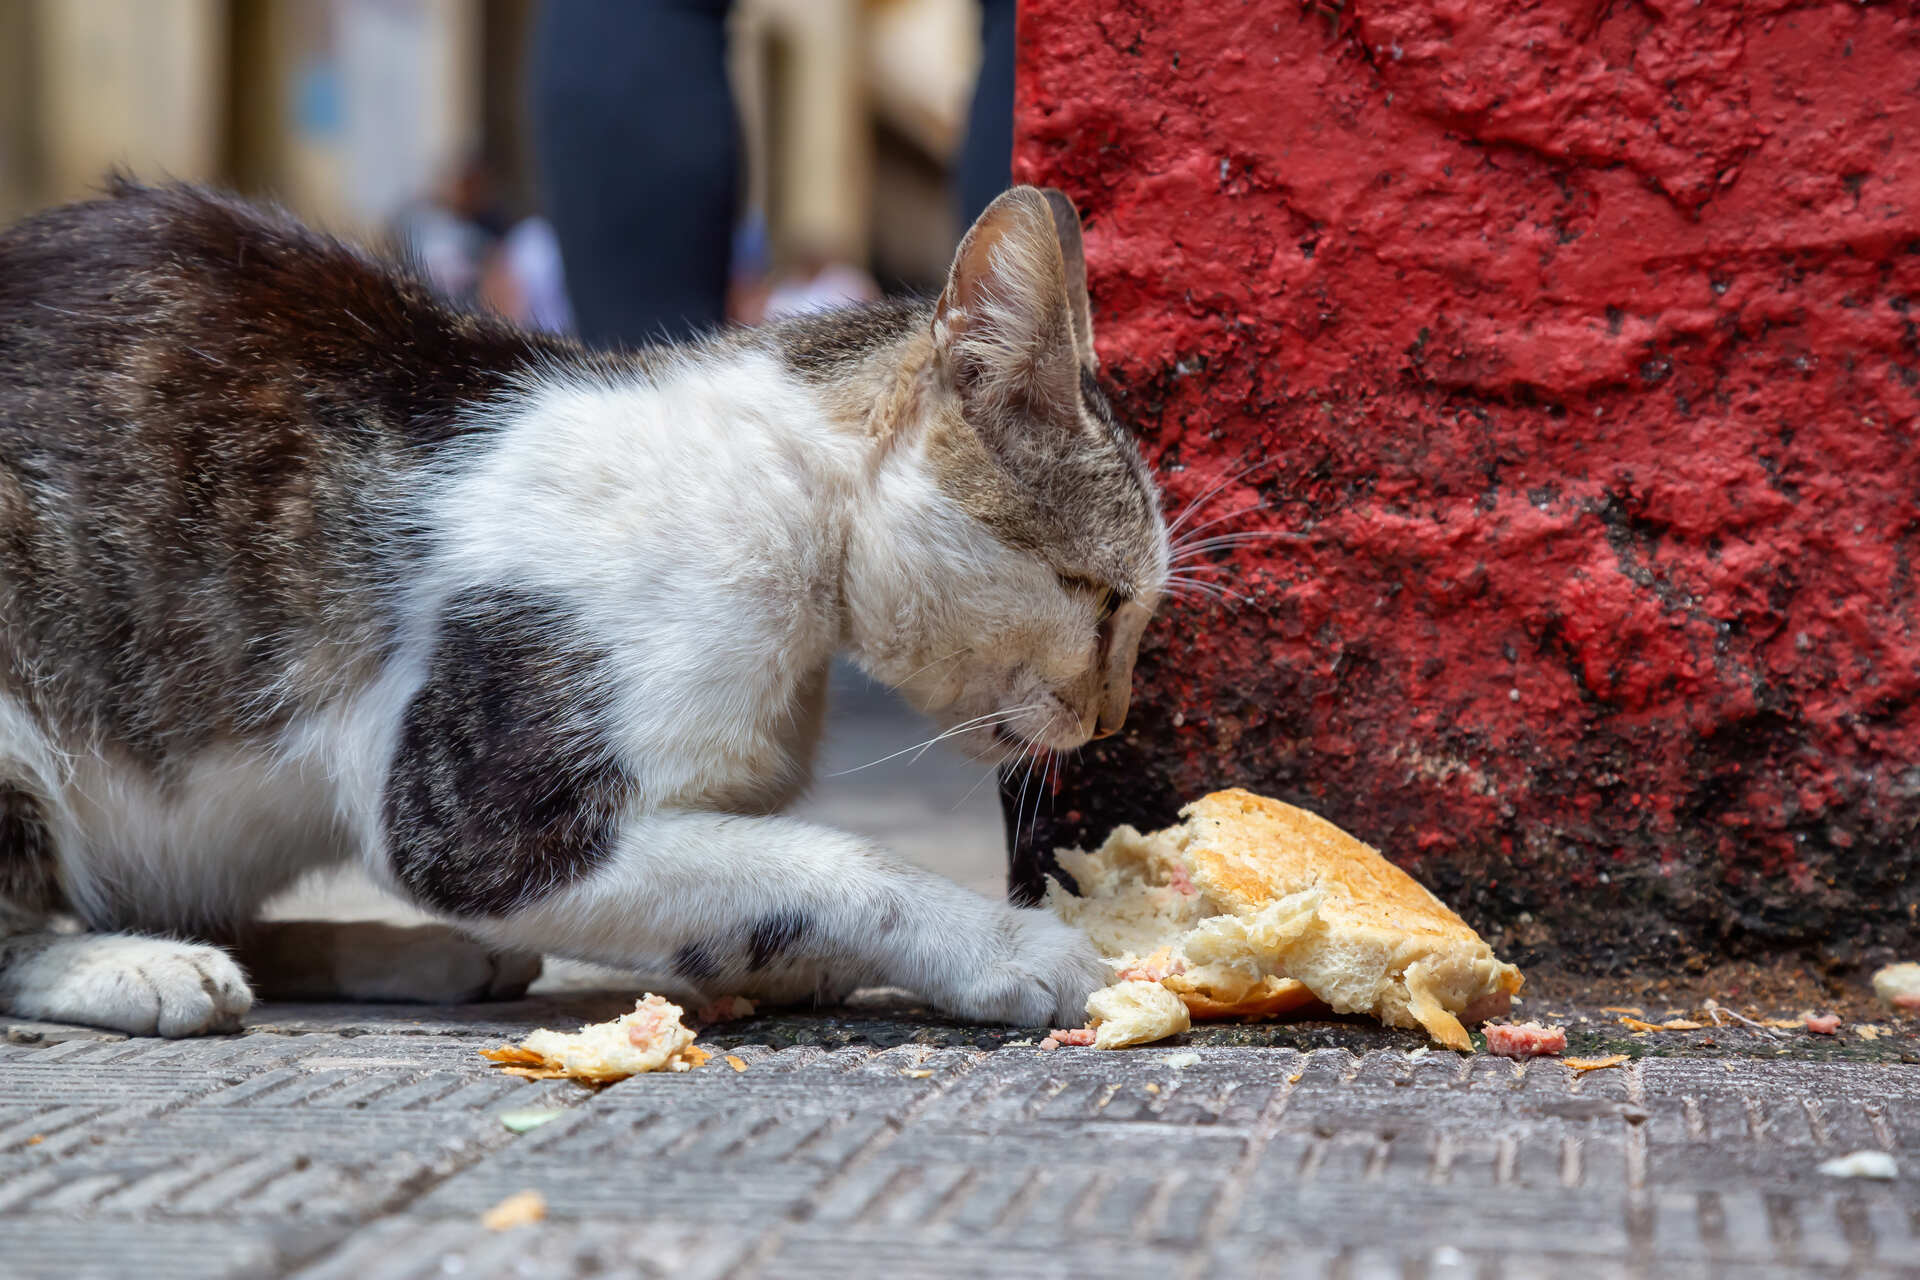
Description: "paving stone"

(2, 1013), (1918, 1278)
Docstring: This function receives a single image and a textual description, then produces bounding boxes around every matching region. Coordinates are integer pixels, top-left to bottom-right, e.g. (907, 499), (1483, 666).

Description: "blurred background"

(0, 0), (1018, 946)
(0, 0), (993, 333)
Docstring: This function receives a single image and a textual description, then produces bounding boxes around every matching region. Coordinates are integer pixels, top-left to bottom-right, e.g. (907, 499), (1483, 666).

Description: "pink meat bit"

(626, 1010), (670, 1048)
(1166, 865), (1196, 895)
(1483, 1021), (1567, 1059)
(1050, 1027), (1096, 1046)
(1116, 959), (1186, 984)
(1805, 1013), (1841, 1035)
(1036, 1037), (1061, 1051)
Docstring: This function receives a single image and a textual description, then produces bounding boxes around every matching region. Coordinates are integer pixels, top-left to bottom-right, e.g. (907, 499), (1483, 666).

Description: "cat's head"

(847, 187), (1168, 763)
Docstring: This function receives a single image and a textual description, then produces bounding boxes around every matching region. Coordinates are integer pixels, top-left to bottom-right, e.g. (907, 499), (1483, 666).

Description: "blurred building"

(0, 0), (980, 301)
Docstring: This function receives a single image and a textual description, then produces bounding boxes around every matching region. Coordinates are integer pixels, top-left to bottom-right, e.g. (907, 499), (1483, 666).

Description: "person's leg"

(529, 0), (738, 347)
(958, 0), (1018, 228)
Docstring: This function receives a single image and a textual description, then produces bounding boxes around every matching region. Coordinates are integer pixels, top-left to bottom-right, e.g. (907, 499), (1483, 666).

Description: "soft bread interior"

(1048, 789), (1523, 1049)
(517, 994), (706, 1078)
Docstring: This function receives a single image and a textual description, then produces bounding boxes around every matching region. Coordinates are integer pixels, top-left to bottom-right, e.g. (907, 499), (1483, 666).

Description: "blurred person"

(530, 0), (739, 346)
(483, 215), (575, 335)
(395, 156), (574, 335)
(530, 0), (1018, 348)
(391, 156), (510, 312)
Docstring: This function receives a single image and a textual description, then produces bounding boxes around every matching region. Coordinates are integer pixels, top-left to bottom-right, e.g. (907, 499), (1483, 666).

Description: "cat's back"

(0, 181), (575, 764)
(0, 178), (567, 450)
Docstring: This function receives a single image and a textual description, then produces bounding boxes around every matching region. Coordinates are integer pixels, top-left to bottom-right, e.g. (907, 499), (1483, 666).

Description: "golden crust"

(1181, 790), (1467, 935)
(1178, 790), (1523, 1049)
(1165, 973), (1318, 1020)
(1049, 788), (1524, 1050)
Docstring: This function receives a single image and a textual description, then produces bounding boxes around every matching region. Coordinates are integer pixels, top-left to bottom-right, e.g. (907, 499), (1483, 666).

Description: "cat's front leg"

(397, 811), (1106, 1027)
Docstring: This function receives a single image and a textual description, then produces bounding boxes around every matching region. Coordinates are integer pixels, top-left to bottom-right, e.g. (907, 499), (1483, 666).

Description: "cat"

(0, 178), (1166, 1037)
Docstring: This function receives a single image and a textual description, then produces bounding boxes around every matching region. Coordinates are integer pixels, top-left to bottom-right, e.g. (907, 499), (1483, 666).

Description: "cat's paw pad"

(10, 936), (253, 1037)
(944, 908), (1108, 1027)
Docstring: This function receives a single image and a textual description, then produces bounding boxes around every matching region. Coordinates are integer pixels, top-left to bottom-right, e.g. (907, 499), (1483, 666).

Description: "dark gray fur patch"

(0, 179), (607, 774)
(746, 910), (811, 970)
(0, 783), (63, 916)
(673, 940), (722, 985)
(383, 590), (632, 917)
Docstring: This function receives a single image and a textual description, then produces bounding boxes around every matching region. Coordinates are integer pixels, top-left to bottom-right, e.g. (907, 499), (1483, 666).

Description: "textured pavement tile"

(3, 1023), (1919, 1278)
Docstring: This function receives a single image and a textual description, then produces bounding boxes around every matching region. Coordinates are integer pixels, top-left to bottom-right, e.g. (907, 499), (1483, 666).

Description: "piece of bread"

(1049, 789), (1523, 1049)
(1086, 979), (1191, 1048)
(481, 994), (710, 1082)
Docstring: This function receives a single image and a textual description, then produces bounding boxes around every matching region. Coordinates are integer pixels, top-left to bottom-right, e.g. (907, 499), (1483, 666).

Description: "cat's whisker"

(1162, 575), (1236, 600)
(1169, 500), (1283, 551)
(895, 647), (970, 686)
(953, 759), (1005, 811)
(1018, 706), (1072, 851)
(908, 701), (1043, 766)
(1162, 455), (1276, 538)
(1161, 574), (1254, 608)
(1169, 530), (1309, 563)
(1009, 742), (1039, 855)
(827, 705), (1039, 777)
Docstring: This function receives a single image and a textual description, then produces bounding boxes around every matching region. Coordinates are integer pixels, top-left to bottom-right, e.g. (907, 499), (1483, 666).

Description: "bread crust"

(1050, 789), (1523, 1048)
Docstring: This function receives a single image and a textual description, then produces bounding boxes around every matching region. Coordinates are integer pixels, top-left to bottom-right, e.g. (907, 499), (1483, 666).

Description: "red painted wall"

(1008, 1), (1920, 969)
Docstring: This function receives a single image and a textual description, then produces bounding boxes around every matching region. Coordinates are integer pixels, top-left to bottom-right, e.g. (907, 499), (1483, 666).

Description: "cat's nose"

(1090, 600), (1149, 739)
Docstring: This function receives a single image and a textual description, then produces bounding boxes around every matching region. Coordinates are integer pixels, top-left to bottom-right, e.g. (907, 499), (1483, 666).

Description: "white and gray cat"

(0, 179), (1166, 1036)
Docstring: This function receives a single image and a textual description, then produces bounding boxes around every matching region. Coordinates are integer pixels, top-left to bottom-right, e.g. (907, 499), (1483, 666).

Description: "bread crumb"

(481, 995), (705, 1084)
(1088, 980), (1191, 1049)
(1617, 1016), (1701, 1033)
(900, 1069), (934, 1079)
(1286, 1071), (1304, 1085)
(1871, 962), (1920, 1011)
(1817, 1150), (1898, 1180)
(725, 1055), (748, 1072)
(24, 1135), (42, 1146)
(481, 1189), (547, 1231)
(1144, 1082), (1161, 1094)
(1162, 1051), (1201, 1069)
(1484, 1021), (1567, 1058)
(1563, 1054), (1630, 1073)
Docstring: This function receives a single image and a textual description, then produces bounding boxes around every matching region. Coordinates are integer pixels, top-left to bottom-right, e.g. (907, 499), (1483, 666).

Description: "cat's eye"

(1059, 574), (1120, 623)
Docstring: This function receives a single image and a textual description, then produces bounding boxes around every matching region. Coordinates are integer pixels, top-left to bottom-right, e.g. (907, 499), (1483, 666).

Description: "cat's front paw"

(935, 908), (1107, 1027)
(6, 935), (253, 1037)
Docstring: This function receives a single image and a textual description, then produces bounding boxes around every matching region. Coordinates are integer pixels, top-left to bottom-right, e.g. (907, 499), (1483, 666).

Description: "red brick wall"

(1009, 1), (1920, 970)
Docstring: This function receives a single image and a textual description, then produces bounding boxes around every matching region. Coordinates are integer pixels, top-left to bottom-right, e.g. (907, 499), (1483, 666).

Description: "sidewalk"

(3, 994), (1917, 1279)
(2, 674), (1915, 1278)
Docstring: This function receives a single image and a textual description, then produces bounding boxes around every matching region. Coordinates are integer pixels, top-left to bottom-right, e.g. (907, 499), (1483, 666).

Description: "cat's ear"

(933, 187), (1090, 420)
(1037, 188), (1096, 371)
